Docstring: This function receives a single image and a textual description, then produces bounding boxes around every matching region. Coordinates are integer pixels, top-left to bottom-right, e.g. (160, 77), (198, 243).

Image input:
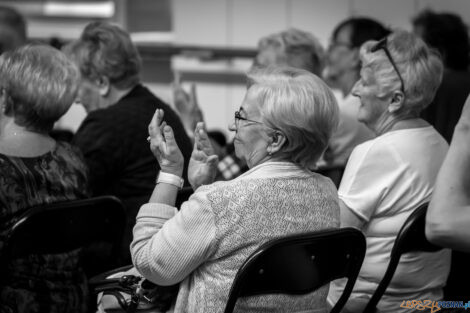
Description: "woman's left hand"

(148, 109), (184, 177)
(188, 122), (219, 190)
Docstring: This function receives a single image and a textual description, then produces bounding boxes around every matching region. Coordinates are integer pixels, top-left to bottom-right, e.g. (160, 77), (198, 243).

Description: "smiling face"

(352, 66), (390, 129)
(229, 88), (271, 168)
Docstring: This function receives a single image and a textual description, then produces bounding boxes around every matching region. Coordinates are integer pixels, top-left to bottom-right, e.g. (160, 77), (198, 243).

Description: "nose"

(228, 120), (237, 132)
(351, 80), (361, 97)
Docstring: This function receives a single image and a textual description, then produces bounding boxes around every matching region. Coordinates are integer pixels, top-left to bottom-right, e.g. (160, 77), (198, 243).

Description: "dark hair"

(332, 17), (390, 48)
(412, 10), (469, 71)
(64, 22), (141, 90)
(0, 6), (27, 54)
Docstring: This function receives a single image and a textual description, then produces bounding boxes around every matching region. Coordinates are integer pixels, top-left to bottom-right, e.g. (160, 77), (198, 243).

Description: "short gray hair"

(63, 21), (141, 90)
(359, 30), (443, 116)
(258, 28), (325, 76)
(0, 44), (80, 132)
(247, 66), (339, 169)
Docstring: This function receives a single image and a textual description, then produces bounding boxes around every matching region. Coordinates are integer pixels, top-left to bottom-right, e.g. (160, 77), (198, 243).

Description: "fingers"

(207, 155), (219, 166)
(148, 109), (164, 139)
(194, 122), (215, 156)
(190, 83), (198, 107)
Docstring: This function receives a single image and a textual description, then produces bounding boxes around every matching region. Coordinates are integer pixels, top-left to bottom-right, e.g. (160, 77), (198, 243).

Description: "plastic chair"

(0, 195), (126, 271)
(363, 203), (442, 313)
(223, 228), (366, 313)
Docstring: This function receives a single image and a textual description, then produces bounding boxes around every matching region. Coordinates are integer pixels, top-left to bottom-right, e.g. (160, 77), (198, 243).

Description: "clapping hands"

(188, 122), (219, 190)
(148, 109), (184, 177)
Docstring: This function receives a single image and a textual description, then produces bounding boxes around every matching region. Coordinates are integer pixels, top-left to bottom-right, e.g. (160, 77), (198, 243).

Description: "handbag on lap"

(90, 265), (179, 313)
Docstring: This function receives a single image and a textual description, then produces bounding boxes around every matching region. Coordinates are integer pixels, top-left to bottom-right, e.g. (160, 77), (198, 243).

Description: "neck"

(369, 111), (422, 136)
(0, 118), (54, 157)
(102, 84), (136, 109)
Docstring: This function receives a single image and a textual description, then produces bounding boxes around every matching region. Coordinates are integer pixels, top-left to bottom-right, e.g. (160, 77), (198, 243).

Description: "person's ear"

(267, 131), (286, 155)
(388, 90), (405, 113)
(97, 76), (110, 97)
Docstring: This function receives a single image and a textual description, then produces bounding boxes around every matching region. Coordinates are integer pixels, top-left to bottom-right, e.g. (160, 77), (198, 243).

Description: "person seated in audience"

(131, 66), (340, 313)
(413, 10), (470, 143)
(0, 45), (89, 313)
(63, 22), (193, 265)
(426, 93), (470, 252)
(319, 18), (389, 186)
(173, 28), (326, 181)
(327, 31), (451, 313)
(0, 5), (26, 55)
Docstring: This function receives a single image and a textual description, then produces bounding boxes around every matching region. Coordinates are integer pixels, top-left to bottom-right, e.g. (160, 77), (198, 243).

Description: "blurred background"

(3, 0), (470, 138)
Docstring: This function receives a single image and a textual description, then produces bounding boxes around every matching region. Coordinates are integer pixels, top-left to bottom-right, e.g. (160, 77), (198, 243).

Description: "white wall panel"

(172, 0), (228, 45)
(230, 0), (288, 47)
(290, 0), (350, 47)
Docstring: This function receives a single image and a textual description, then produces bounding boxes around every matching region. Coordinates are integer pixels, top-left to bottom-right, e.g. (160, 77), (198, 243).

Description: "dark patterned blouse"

(0, 141), (90, 313)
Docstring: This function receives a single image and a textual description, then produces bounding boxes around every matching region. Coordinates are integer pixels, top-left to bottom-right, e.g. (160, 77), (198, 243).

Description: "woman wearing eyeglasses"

(327, 31), (451, 312)
(131, 66), (340, 313)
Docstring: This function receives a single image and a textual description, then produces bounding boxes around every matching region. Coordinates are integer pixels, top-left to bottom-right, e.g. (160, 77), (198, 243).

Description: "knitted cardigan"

(131, 161), (340, 313)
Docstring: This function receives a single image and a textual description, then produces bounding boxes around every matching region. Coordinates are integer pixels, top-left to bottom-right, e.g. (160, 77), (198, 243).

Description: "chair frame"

(0, 195), (126, 265)
(223, 228), (366, 313)
(363, 203), (443, 313)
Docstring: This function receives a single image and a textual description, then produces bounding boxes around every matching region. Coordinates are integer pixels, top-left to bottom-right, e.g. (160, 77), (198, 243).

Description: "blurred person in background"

(413, 10), (470, 143)
(320, 17), (390, 186)
(327, 31), (450, 312)
(174, 28), (326, 181)
(63, 21), (193, 266)
(0, 44), (89, 313)
(132, 66), (339, 313)
(0, 5), (26, 54)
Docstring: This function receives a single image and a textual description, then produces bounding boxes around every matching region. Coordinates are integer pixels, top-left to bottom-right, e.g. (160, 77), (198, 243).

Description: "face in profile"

(76, 78), (102, 113)
(323, 26), (357, 90)
(252, 46), (286, 69)
(229, 88), (270, 168)
(352, 67), (389, 126)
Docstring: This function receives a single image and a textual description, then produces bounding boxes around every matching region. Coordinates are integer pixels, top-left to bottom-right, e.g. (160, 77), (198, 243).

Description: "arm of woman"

(426, 95), (470, 252)
(340, 199), (366, 230)
(131, 194), (216, 285)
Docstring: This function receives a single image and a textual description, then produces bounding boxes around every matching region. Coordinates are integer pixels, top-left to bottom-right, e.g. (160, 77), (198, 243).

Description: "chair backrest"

(223, 228), (366, 313)
(1, 196), (126, 262)
(363, 203), (443, 313)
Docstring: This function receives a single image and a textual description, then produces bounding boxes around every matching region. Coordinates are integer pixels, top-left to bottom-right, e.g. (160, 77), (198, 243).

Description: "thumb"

(163, 125), (177, 146)
(207, 155), (219, 166)
(190, 83), (198, 106)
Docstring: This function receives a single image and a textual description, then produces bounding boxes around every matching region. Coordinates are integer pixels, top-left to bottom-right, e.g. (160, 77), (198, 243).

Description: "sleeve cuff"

(137, 203), (178, 220)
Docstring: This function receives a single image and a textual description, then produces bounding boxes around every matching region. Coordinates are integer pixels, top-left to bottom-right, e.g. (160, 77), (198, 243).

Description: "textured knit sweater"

(131, 161), (340, 313)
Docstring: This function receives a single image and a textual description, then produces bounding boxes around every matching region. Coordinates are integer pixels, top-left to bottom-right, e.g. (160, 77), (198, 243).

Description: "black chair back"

(363, 203), (443, 313)
(1, 196), (126, 264)
(224, 228), (366, 313)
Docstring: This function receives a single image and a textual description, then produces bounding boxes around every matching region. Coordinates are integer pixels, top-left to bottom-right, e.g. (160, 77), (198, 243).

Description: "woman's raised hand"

(188, 122), (219, 190)
(148, 109), (184, 177)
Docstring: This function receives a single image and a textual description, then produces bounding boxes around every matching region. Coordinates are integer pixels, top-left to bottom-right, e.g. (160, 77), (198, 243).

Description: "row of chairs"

(0, 197), (439, 313)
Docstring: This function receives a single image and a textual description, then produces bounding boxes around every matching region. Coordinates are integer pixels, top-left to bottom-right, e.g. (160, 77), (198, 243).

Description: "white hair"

(359, 30), (443, 116)
(247, 66), (339, 169)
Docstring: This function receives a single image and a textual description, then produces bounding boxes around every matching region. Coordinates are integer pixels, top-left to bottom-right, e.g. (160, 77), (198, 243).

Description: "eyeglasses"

(370, 37), (405, 96)
(234, 110), (265, 129)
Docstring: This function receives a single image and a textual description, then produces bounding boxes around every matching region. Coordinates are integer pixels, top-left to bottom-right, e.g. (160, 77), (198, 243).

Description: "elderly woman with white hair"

(131, 66), (340, 313)
(327, 31), (451, 313)
(0, 45), (89, 312)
